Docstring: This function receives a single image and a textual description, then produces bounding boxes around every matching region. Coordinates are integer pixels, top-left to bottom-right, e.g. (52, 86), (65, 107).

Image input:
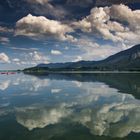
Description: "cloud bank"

(15, 4), (140, 45)
(73, 4), (140, 44)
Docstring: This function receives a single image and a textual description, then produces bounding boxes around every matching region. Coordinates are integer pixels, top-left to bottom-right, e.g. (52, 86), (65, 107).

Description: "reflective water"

(0, 73), (140, 140)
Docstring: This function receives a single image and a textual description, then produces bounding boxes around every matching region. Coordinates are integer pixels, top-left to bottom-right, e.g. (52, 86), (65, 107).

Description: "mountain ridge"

(24, 44), (140, 72)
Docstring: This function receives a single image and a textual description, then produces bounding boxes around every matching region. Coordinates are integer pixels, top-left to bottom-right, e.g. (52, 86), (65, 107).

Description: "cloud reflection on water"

(1, 73), (140, 138)
(14, 78), (140, 138)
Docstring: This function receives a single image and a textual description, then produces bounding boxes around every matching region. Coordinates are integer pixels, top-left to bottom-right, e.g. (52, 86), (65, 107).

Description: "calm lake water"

(0, 73), (140, 140)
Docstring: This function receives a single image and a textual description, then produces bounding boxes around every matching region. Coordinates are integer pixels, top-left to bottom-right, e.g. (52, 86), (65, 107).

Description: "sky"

(0, 0), (140, 70)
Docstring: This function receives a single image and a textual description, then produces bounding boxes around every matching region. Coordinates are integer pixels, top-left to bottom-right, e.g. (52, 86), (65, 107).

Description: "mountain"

(93, 44), (140, 70)
(24, 44), (140, 72)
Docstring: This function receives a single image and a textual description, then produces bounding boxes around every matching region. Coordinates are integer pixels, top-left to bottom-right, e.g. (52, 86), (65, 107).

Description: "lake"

(0, 73), (140, 140)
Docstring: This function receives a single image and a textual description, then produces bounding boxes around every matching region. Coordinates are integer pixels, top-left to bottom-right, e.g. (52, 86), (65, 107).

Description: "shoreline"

(23, 71), (140, 74)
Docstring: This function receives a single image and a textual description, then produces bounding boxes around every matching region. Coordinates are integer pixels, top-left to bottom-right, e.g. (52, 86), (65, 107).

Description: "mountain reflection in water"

(0, 73), (140, 140)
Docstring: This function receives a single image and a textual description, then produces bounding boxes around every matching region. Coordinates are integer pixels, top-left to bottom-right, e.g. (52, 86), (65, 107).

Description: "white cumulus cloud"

(73, 4), (140, 45)
(51, 50), (62, 55)
(0, 53), (10, 63)
(15, 14), (75, 42)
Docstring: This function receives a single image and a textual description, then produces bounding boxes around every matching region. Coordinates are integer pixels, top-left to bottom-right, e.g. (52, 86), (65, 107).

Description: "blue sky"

(0, 0), (140, 70)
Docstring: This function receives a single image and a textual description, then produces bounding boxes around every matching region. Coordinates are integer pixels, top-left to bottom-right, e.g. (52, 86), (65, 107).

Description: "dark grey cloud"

(66, 0), (94, 7)
(95, 0), (140, 6)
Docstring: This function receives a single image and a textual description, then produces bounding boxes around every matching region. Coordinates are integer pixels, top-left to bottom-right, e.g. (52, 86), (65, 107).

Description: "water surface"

(0, 73), (140, 140)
